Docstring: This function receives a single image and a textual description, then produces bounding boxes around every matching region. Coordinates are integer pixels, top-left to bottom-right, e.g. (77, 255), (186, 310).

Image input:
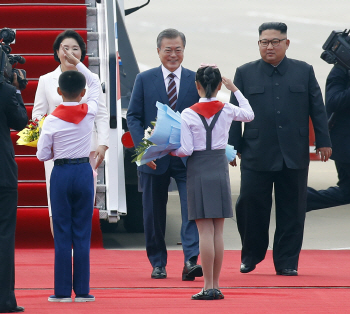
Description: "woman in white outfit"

(32, 30), (109, 235)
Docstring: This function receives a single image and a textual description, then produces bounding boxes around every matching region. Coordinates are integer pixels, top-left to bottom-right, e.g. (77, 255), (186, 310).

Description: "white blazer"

(32, 65), (109, 151)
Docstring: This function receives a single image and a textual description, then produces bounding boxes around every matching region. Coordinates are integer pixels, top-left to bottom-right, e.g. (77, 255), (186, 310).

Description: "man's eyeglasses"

(259, 38), (287, 47)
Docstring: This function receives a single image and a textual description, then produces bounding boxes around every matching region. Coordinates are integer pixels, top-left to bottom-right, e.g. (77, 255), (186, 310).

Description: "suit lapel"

(52, 65), (61, 81)
(152, 66), (169, 105)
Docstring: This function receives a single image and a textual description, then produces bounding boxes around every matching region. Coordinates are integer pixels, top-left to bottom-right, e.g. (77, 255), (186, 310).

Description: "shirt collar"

(61, 101), (80, 107)
(199, 97), (218, 103)
(161, 65), (182, 81)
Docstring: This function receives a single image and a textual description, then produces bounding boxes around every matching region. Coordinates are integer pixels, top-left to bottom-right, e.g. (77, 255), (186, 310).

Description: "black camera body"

(321, 29), (350, 70)
(0, 27), (27, 90)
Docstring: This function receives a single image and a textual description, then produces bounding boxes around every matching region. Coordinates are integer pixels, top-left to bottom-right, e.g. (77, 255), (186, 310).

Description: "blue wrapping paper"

(135, 102), (237, 166)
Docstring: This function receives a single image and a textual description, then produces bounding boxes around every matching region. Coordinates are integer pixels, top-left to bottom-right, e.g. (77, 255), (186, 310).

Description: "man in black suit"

(307, 64), (350, 211)
(228, 22), (332, 276)
(0, 71), (28, 313)
(127, 29), (202, 280)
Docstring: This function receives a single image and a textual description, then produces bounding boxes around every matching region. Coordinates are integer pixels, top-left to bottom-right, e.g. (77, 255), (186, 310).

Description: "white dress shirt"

(172, 91), (254, 157)
(161, 65), (181, 95)
(36, 62), (99, 161)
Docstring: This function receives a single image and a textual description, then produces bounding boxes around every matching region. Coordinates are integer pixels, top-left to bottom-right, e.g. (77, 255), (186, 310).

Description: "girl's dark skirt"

(186, 149), (233, 220)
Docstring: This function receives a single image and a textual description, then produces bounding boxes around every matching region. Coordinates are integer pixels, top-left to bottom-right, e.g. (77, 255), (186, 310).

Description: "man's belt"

(54, 157), (90, 166)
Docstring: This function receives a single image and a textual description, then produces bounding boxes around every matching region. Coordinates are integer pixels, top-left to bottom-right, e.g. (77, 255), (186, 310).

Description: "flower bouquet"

(16, 114), (47, 147)
(132, 102), (237, 166)
(132, 102), (183, 166)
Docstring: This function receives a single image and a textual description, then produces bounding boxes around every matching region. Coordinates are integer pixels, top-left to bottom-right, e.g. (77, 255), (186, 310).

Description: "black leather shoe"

(151, 266), (167, 279)
(240, 263), (256, 273)
(276, 269), (298, 276)
(191, 289), (215, 300)
(214, 288), (224, 300)
(1, 306), (25, 313)
(182, 259), (203, 281)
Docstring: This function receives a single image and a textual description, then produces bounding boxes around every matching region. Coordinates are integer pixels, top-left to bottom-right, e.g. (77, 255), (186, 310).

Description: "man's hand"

(146, 161), (157, 170)
(12, 70), (24, 90)
(94, 145), (108, 169)
(61, 43), (80, 66)
(316, 147), (332, 162)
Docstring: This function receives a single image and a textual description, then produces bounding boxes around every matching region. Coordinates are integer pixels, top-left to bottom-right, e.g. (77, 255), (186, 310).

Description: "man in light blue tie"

(127, 28), (202, 280)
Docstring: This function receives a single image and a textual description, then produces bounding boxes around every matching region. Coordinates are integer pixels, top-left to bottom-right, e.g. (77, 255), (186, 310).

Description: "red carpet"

(11, 30), (87, 55)
(0, 5), (87, 29)
(14, 249), (350, 313)
(16, 249), (350, 289)
(12, 288), (350, 314)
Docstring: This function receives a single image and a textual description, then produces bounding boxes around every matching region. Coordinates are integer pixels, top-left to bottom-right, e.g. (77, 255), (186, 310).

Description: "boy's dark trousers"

(50, 161), (94, 297)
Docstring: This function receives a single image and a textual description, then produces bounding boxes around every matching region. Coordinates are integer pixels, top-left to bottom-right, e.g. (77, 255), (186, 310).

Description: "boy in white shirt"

(37, 46), (99, 303)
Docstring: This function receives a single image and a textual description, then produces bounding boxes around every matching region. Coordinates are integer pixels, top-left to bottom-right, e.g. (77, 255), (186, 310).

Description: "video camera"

(321, 29), (350, 70)
(0, 27), (27, 89)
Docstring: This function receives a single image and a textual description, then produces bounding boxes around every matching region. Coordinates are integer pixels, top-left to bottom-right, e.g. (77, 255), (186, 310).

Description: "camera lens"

(0, 28), (16, 45)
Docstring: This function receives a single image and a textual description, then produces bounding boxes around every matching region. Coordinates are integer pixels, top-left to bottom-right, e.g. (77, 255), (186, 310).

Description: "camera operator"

(0, 70), (27, 313)
(307, 63), (350, 212)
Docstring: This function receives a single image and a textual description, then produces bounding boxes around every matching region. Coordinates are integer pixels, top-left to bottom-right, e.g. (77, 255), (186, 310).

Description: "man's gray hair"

(156, 28), (186, 49)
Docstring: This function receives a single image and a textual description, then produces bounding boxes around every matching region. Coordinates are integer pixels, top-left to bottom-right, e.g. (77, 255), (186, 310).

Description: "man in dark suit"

(127, 28), (202, 280)
(0, 71), (28, 313)
(228, 22), (332, 276)
(307, 64), (350, 211)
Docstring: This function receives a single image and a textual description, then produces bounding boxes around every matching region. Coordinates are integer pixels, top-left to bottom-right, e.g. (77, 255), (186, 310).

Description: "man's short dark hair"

(58, 71), (86, 99)
(156, 28), (186, 49)
(258, 22), (287, 35)
(53, 29), (86, 63)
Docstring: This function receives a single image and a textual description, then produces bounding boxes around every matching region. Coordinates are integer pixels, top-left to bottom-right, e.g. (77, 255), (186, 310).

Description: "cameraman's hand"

(12, 70), (24, 90)
(61, 43), (80, 66)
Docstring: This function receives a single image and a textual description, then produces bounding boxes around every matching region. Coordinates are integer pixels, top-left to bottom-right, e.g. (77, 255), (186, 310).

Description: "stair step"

(16, 156), (45, 180)
(11, 30), (88, 55)
(22, 81), (37, 105)
(0, 1), (85, 4)
(18, 182), (47, 206)
(0, 5), (87, 29)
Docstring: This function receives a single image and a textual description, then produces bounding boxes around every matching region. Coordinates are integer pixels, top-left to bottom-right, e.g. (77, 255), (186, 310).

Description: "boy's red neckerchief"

(51, 103), (88, 124)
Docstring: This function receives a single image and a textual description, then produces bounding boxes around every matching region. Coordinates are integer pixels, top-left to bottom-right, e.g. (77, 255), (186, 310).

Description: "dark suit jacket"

(0, 83), (28, 188)
(127, 66), (199, 174)
(325, 64), (350, 163)
(228, 57), (331, 171)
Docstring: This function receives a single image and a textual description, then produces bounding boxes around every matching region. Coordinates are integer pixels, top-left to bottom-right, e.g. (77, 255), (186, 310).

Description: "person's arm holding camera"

(325, 64), (350, 115)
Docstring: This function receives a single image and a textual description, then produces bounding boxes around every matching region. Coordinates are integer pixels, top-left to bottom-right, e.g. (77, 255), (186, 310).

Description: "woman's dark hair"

(195, 66), (222, 99)
(53, 29), (86, 63)
(258, 22), (287, 35)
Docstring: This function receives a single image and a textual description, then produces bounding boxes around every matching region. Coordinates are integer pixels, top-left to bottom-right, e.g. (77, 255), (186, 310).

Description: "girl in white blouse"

(172, 64), (254, 300)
